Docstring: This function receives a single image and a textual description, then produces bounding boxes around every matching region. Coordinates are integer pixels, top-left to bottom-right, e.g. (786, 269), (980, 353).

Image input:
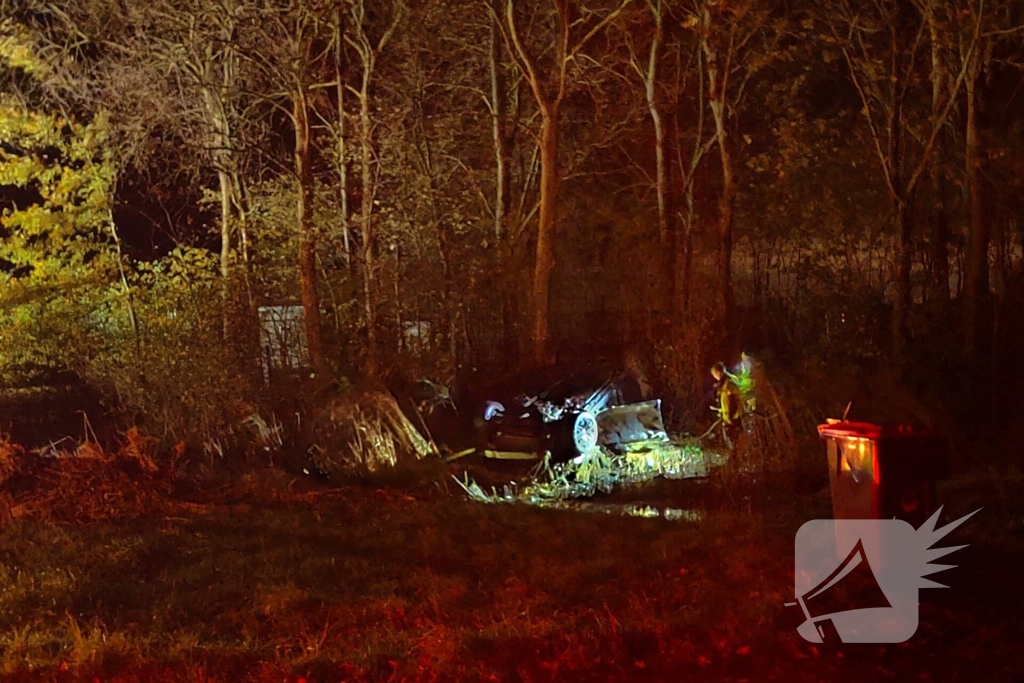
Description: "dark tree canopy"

(1, 0), (1023, 438)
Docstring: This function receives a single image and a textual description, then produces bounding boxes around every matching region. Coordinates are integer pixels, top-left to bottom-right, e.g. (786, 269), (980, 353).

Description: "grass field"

(1, 454), (1022, 682)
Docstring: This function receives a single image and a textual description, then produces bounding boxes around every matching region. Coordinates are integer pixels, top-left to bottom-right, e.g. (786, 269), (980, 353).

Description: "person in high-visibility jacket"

(711, 362), (744, 427)
(732, 352), (756, 414)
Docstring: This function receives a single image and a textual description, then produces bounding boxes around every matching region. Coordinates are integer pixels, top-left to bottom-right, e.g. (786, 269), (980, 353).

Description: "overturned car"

(469, 364), (667, 461)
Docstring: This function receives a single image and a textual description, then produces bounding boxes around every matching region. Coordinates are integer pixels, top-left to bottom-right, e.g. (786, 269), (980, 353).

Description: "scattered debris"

(442, 447), (478, 463)
(478, 450), (539, 461)
(598, 401), (669, 448)
(452, 437), (723, 509)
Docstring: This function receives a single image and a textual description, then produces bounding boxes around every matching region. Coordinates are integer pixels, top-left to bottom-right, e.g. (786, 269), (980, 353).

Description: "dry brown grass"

(0, 430), (175, 525)
(0, 434), (26, 486)
(0, 440), (1020, 682)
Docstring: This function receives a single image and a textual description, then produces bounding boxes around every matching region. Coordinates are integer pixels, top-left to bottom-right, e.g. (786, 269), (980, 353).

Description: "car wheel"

(550, 410), (599, 461)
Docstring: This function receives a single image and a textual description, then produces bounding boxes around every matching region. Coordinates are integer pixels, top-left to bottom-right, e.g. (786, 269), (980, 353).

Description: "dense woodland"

(1, 0), (1023, 449)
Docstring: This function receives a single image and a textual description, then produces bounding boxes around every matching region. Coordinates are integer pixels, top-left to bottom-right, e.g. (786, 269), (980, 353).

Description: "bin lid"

(817, 420), (927, 440)
(819, 420), (950, 481)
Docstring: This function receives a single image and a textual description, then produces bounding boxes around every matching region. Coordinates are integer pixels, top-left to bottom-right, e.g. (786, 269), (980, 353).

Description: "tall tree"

(490, 0), (634, 364)
(959, 0), (1022, 361)
(344, 0), (405, 376)
(488, 13), (511, 244)
(427, 3), (542, 363)
(135, 0), (253, 326)
(666, 32), (715, 315)
(917, 0), (953, 309)
(826, 0), (981, 365)
(330, 7), (351, 267)
(247, 0), (333, 370)
(623, 0), (674, 312)
(689, 0), (776, 329)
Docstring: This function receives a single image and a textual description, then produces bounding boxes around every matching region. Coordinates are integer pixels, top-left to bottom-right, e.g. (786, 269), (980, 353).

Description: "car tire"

(549, 410), (599, 461)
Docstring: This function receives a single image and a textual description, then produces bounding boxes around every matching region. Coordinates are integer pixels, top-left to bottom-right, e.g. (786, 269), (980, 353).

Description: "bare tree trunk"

(650, 90), (667, 250)
(334, 10), (351, 267)
(343, 0), (403, 377)
(199, 78), (235, 338)
(711, 102), (734, 325)
(231, 171), (250, 266)
(702, 13), (735, 328)
(218, 171), (233, 280)
(488, 16), (516, 364)
(107, 207), (139, 348)
(641, 0), (671, 317)
(198, 65), (235, 283)
(719, 146), (734, 324)
(928, 140), (949, 306)
(642, 0), (667, 248)
(217, 168), (233, 341)
(963, 57), (987, 361)
(199, 78), (234, 336)
(230, 171), (257, 330)
(892, 198), (913, 366)
(196, 6), (242, 299)
(294, 89), (324, 370)
(490, 15), (508, 242)
(990, 211), (1005, 419)
(672, 46), (708, 318)
(674, 107), (701, 317)
(359, 69), (378, 373)
(680, 184), (696, 312)
(533, 108), (559, 364)
(926, 9), (950, 307)
(192, 9), (243, 340)
(497, 0), (629, 364)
